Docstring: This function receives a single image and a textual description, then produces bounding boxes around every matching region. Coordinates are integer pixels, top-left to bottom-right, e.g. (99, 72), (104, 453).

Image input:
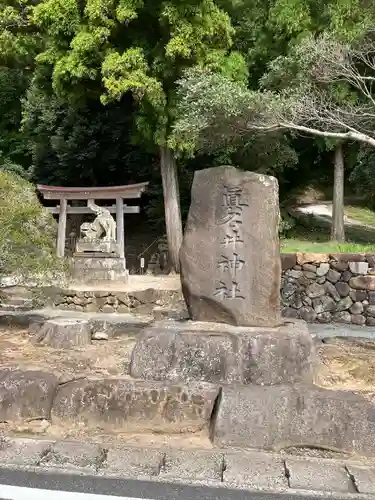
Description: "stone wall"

(48, 288), (183, 315)
(281, 253), (375, 325)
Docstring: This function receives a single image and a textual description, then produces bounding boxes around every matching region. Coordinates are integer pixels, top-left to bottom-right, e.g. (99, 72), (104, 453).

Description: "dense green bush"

(0, 171), (62, 281)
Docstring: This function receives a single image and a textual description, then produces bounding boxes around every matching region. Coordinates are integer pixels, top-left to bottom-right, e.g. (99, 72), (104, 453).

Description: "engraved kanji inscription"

(214, 280), (245, 299)
(215, 184), (249, 300)
(220, 232), (244, 248)
(217, 253), (245, 277)
(218, 185), (248, 226)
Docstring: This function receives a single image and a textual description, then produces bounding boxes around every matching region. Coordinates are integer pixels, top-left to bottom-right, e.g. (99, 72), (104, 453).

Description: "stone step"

(0, 368), (219, 434)
(212, 383), (375, 457)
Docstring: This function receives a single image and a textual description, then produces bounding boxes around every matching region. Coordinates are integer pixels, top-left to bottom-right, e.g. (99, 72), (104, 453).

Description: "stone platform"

(70, 255), (128, 284)
(130, 318), (316, 385)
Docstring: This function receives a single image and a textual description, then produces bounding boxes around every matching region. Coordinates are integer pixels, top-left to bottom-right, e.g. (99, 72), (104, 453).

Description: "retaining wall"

(281, 253), (375, 325)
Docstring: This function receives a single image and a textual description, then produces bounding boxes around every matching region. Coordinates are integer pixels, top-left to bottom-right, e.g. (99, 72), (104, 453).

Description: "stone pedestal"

(71, 254), (128, 284)
(130, 319), (316, 385)
(75, 240), (119, 254)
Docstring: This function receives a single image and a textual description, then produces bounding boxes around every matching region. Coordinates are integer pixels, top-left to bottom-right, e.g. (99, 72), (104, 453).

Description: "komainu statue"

(80, 201), (116, 242)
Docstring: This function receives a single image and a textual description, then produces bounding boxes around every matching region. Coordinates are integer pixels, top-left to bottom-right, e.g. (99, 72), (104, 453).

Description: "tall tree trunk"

(160, 145), (183, 273)
(331, 143), (345, 242)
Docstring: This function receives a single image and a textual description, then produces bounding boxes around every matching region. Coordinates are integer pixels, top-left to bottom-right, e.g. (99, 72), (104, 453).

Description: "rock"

(31, 318), (92, 349)
(84, 303), (98, 313)
(368, 292), (375, 305)
(337, 296), (353, 311)
(366, 305), (375, 317)
(331, 253), (366, 262)
(349, 261), (369, 275)
(102, 305), (115, 314)
(305, 283), (325, 299)
(94, 291), (110, 298)
(282, 307), (298, 319)
(316, 277), (326, 284)
(212, 384), (375, 456)
(289, 270), (303, 279)
(316, 263), (330, 276)
(326, 269), (341, 284)
(302, 296), (312, 306)
(303, 271), (316, 279)
(366, 254), (375, 267)
(335, 281), (350, 297)
(0, 369), (58, 422)
(153, 305), (189, 321)
(281, 254), (297, 271)
(52, 379), (218, 433)
(350, 290), (367, 302)
(341, 270), (352, 282)
(302, 264), (317, 273)
(330, 260), (349, 272)
(281, 282), (297, 300)
(333, 311), (352, 324)
(351, 315), (366, 326)
(130, 320), (315, 386)
(367, 317), (375, 326)
(298, 306), (317, 322)
(350, 302), (364, 315)
(296, 253), (329, 265)
(324, 282), (340, 302)
(117, 304), (130, 314)
(317, 312), (332, 323)
(91, 331), (109, 340)
(179, 167), (281, 327)
(350, 276), (375, 290)
(312, 296), (335, 314)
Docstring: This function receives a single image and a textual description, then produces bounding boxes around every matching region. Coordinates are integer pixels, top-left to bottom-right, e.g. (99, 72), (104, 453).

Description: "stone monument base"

(75, 240), (119, 254)
(130, 318), (316, 385)
(71, 254), (129, 284)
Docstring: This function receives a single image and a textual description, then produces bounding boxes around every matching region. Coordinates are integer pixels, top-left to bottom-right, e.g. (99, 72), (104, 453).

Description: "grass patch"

(281, 209), (375, 254)
(345, 206), (375, 226)
(281, 239), (375, 254)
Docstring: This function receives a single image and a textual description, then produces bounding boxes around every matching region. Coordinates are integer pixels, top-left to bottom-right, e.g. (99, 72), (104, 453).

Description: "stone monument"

(130, 166), (316, 386)
(180, 166), (281, 326)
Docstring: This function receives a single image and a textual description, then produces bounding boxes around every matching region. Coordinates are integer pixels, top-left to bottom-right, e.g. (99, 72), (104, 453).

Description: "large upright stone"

(180, 167), (281, 327)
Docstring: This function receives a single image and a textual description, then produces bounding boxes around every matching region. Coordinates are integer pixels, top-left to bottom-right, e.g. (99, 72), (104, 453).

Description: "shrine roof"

(37, 182), (149, 200)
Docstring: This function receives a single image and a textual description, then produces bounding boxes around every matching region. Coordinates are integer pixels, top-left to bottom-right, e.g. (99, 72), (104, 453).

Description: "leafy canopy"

(32, 0), (247, 147)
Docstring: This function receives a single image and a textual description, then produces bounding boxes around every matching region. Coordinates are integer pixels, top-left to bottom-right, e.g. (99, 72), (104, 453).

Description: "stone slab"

(161, 451), (223, 481)
(102, 447), (163, 477)
(0, 438), (54, 466)
(212, 384), (375, 456)
(130, 319), (315, 385)
(180, 166), (281, 327)
(52, 378), (219, 433)
(39, 441), (103, 470)
(223, 451), (288, 490)
(285, 457), (354, 493)
(346, 465), (375, 494)
(0, 369), (59, 422)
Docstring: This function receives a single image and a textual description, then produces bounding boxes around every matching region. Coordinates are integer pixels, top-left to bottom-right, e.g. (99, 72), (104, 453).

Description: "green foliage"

(31, 0), (247, 149)
(0, 171), (63, 280)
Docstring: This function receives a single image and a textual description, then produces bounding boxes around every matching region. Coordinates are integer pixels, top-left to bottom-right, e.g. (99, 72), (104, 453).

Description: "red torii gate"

(37, 183), (149, 259)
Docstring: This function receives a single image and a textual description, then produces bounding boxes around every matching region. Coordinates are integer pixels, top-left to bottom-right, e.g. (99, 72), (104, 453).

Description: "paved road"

(0, 468), (365, 500)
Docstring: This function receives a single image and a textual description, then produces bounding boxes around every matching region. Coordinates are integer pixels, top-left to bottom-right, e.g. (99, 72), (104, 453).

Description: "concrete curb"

(0, 438), (374, 497)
